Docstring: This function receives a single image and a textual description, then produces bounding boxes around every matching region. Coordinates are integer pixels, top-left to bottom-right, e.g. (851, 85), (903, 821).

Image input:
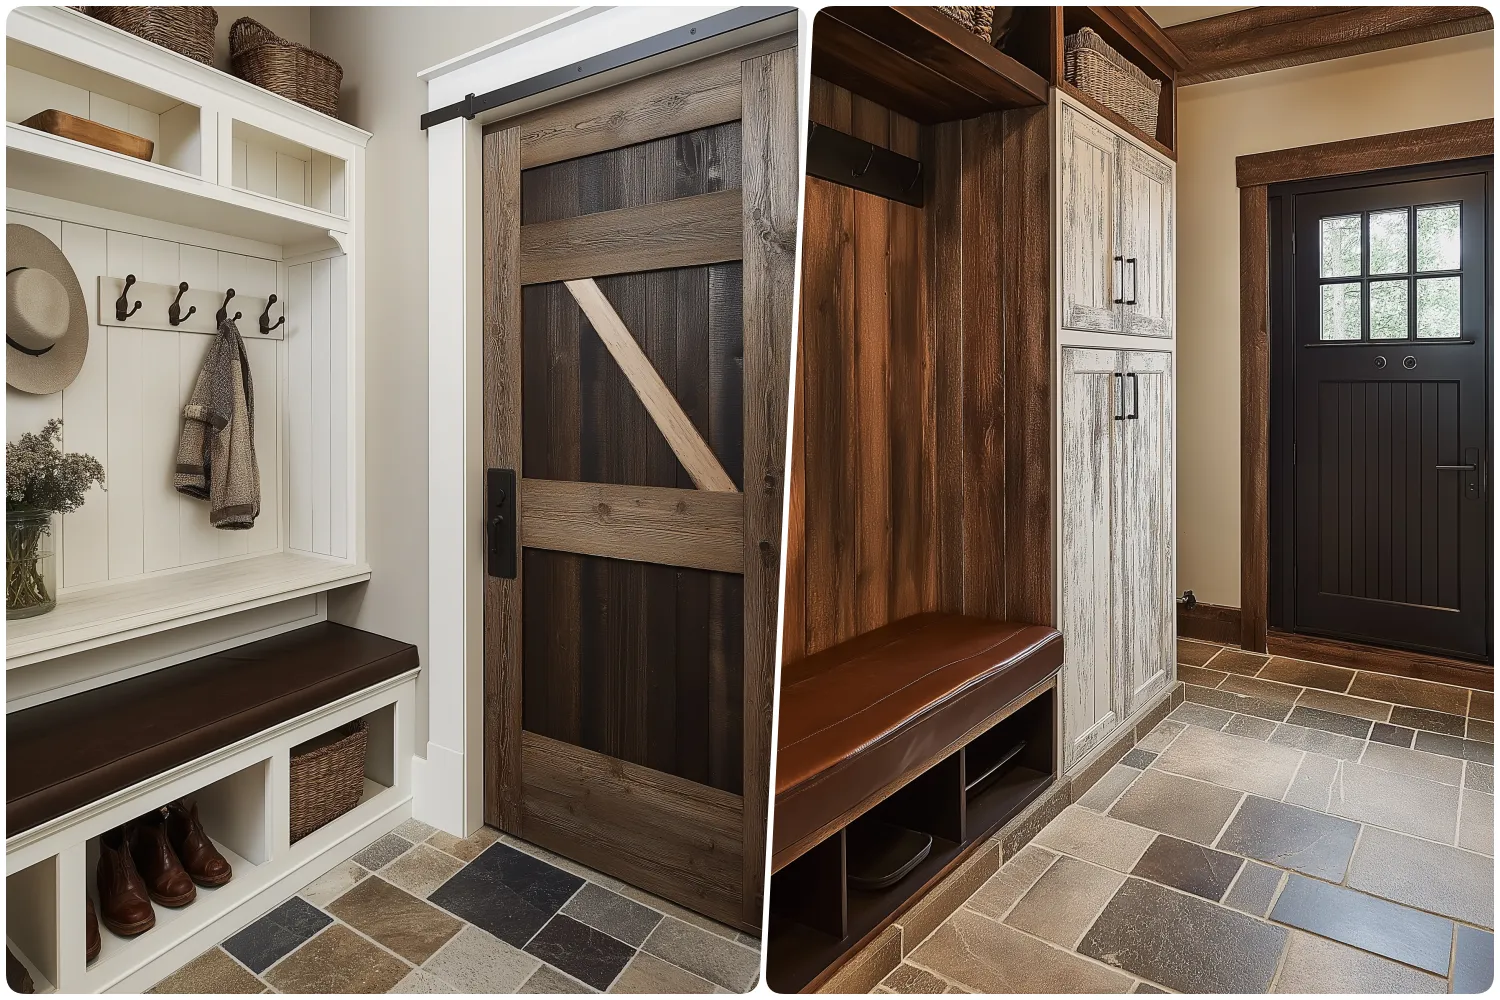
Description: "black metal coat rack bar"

(806, 123), (925, 207)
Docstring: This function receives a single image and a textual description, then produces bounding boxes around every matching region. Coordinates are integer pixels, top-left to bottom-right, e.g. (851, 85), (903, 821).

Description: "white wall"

(1175, 31), (1494, 607)
(308, 7), (570, 749)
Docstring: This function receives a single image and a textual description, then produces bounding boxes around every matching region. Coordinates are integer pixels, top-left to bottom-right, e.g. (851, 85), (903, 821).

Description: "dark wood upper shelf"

(812, 7), (1049, 125)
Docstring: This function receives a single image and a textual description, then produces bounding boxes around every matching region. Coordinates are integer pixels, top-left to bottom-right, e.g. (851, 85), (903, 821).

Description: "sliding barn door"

(482, 37), (796, 931)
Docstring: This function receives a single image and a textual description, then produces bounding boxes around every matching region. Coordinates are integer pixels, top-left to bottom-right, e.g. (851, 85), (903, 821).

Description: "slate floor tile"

(1222, 714), (1276, 740)
(1004, 855), (1125, 948)
(1327, 761), (1460, 843)
(1136, 720), (1185, 753)
(1075, 764), (1140, 812)
(1370, 722), (1416, 747)
(562, 882), (663, 948)
(353, 833), (413, 871)
(1037, 805), (1158, 871)
(392, 818), (437, 843)
(1416, 730), (1495, 764)
(1177, 664), (1226, 688)
(1131, 834), (1242, 901)
(1271, 930), (1446, 994)
(1268, 723), (1365, 761)
(1346, 825), (1493, 927)
(428, 841), (584, 947)
(381, 843), (465, 898)
(299, 860), (369, 908)
(390, 969), (459, 993)
(1176, 639), (1221, 666)
(966, 845), (1056, 919)
(421, 924), (539, 992)
(1459, 788), (1494, 856)
(1221, 860), (1283, 918)
(1472, 690), (1494, 722)
(1283, 751), (1338, 810)
(1132, 983), (1165, 993)
(1167, 701), (1235, 730)
(520, 964), (596, 993)
(1269, 873), (1454, 975)
(1468, 762), (1495, 793)
(148, 947), (265, 993)
(1185, 683), (1291, 724)
(1284, 705), (1373, 739)
(1348, 673), (1470, 715)
(222, 896), (332, 973)
(1121, 748), (1156, 769)
(1293, 687), (1392, 722)
(1453, 925), (1495, 994)
(1359, 740), (1464, 784)
(328, 874), (462, 964)
(610, 951), (719, 994)
(911, 907), (1131, 993)
(1109, 769), (1244, 845)
(897, 841), (998, 948)
(1078, 877), (1286, 993)
(426, 825), (500, 864)
(1216, 795), (1360, 882)
(524, 914), (636, 992)
(1393, 706), (1468, 738)
(1470, 719), (1495, 743)
(1220, 673), (1301, 707)
(1208, 648), (1269, 676)
(1258, 656), (1355, 693)
(642, 917), (760, 993)
(1151, 724), (1301, 798)
(263, 924), (411, 994)
(878, 963), (958, 994)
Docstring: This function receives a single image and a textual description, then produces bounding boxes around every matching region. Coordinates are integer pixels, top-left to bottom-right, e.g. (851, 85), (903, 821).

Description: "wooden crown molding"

(1235, 118), (1494, 188)
(1170, 6), (1494, 86)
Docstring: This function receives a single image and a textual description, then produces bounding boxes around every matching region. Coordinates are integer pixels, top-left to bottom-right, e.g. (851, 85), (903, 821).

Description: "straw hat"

(7, 224), (89, 395)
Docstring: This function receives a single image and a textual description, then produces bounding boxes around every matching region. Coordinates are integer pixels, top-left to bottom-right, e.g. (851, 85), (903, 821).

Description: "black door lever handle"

(487, 471), (516, 578)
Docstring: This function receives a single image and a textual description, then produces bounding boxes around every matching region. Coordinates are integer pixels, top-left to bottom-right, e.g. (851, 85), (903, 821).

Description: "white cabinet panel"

(1121, 145), (1174, 339)
(1059, 104), (1123, 335)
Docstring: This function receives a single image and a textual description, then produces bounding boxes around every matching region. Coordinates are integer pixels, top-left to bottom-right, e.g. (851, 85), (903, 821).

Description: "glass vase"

(7, 509), (56, 620)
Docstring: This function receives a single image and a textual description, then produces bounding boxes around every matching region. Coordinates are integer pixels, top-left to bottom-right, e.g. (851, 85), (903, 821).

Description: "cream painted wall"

(1175, 31), (1494, 608)
(309, 7), (569, 748)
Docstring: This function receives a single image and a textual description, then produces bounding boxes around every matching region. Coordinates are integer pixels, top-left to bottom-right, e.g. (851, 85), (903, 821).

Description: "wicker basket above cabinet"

(229, 17), (343, 118)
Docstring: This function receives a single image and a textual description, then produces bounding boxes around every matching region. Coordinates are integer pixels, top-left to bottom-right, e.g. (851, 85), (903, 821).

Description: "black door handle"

(1112, 256), (1125, 305)
(1439, 448), (1483, 501)
(1125, 257), (1138, 306)
(487, 468), (517, 578)
(1127, 372), (1140, 419)
(1113, 372), (1125, 420)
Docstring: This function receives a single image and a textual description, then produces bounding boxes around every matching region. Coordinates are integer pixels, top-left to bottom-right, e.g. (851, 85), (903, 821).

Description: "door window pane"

(1416, 276), (1461, 338)
(1320, 214), (1362, 277)
(1368, 209), (1408, 274)
(1416, 203), (1460, 271)
(1369, 280), (1409, 339)
(1320, 282), (1362, 340)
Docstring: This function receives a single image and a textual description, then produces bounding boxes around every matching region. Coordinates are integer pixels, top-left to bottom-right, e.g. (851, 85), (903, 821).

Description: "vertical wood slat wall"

(784, 78), (1053, 665)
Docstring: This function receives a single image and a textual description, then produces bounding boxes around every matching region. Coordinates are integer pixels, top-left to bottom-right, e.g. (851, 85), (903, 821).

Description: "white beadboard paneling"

(176, 245), (221, 566)
(139, 236), (183, 575)
(310, 259), (332, 554)
(329, 256), (349, 559)
(274, 153), (306, 206)
(7, 65), (90, 122)
(58, 222), (110, 589)
(224, 252), (279, 554)
(231, 137), (249, 189)
(310, 152), (331, 213)
(105, 231), (145, 579)
(88, 92), (130, 133)
(286, 262), (314, 552)
(245, 143), (276, 199)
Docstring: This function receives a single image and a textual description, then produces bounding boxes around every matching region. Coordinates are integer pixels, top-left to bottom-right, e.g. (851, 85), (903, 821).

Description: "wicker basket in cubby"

(84, 7), (218, 65)
(289, 719), (368, 843)
(1065, 27), (1162, 136)
(229, 17), (343, 118)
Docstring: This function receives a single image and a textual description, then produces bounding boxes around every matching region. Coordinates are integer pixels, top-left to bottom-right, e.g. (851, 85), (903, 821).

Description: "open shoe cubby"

(767, 687), (1055, 993)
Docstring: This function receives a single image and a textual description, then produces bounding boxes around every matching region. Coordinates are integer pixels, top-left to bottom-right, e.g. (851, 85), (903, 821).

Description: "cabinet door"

(1060, 348), (1122, 771)
(1119, 144), (1174, 339)
(1114, 350), (1174, 716)
(1059, 104), (1123, 334)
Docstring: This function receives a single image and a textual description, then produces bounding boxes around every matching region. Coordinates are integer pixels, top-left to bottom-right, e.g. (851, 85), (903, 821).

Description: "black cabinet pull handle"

(1127, 372), (1139, 419)
(1113, 372), (1125, 420)
(1112, 256), (1125, 304)
(1125, 257), (1138, 306)
(487, 469), (517, 578)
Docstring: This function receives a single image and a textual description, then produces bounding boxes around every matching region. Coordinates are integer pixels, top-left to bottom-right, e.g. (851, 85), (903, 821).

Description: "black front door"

(1278, 165), (1491, 662)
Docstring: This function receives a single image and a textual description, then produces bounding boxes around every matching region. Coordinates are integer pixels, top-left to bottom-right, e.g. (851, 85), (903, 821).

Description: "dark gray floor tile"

(1222, 714), (1276, 740)
(560, 883), (662, 947)
(1453, 925), (1495, 994)
(1132, 983), (1165, 994)
(1268, 722), (1365, 761)
(1221, 860), (1283, 918)
(1415, 731), (1494, 765)
(1121, 749), (1157, 769)
(353, 833), (413, 871)
(1469, 719), (1494, 743)
(1079, 877), (1286, 993)
(429, 841), (584, 946)
(1370, 722), (1416, 748)
(1130, 835), (1242, 901)
(1285, 705), (1373, 740)
(221, 896), (332, 973)
(1393, 706), (1468, 738)
(1467, 762), (1495, 793)
(1347, 825), (1493, 927)
(1178, 664), (1226, 688)
(1473, 691), (1494, 722)
(1215, 795), (1359, 882)
(1269, 873), (1453, 975)
(523, 914), (635, 991)
(1220, 674), (1302, 707)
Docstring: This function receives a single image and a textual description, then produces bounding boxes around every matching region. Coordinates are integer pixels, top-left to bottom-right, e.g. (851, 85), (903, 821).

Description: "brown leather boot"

(129, 812), (196, 907)
(7, 946), (35, 993)
(165, 800), (232, 888)
(96, 828), (155, 936)
(86, 897), (100, 962)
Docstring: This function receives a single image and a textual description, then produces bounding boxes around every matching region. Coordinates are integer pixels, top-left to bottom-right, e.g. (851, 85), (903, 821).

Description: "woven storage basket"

(229, 17), (343, 118)
(1064, 27), (1162, 136)
(935, 6), (995, 42)
(85, 7), (217, 65)
(289, 719), (368, 843)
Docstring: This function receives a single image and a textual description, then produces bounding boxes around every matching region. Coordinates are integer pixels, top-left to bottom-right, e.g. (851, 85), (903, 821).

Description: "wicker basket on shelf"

(935, 6), (995, 42)
(229, 17), (343, 118)
(289, 719), (368, 843)
(1064, 27), (1162, 136)
(84, 7), (217, 65)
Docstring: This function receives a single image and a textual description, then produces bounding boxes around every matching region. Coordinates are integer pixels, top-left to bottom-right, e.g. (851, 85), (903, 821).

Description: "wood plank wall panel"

(285, 255), (348, 559)
(1241, 184), (1270, 652)
(926, 121), (966, 615)
(6, 210), (285, 590)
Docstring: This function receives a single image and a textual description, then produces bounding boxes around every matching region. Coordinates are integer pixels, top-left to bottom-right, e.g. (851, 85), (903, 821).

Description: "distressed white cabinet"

(1059, 347), (1174, 771)
(1057, 100), (1174, 340)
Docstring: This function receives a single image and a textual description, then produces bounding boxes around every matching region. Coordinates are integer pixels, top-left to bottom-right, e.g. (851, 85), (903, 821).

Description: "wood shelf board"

(7, 125), (346, 249)
(812, 6), (1047, 125)
(1058, 80), (1176, 161)
(6, 551), (371, 666)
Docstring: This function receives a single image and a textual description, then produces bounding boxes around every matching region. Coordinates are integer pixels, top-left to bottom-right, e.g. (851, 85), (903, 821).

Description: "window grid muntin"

(1316, 201), (1463, 342)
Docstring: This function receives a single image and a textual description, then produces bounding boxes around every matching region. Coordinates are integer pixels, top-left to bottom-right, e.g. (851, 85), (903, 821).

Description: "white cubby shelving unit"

(5, 8), (402, 993)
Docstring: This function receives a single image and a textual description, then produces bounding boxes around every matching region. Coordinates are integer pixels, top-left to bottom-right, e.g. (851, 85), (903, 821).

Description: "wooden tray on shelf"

(20, 109), (155, 161)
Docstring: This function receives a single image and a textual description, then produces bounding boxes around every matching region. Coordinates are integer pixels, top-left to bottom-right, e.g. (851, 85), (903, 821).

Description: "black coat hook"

(216, 288), (241, 325)
(259, 293), (286, 335)
(168, 282), (195, 326)
(115, 274), (142, 321)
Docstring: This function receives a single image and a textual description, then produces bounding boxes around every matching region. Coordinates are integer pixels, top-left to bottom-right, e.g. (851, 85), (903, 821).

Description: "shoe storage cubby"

(286, 703), (397, 847)
(229, 119), (348, 217)
(7, 857), (60, 993)
(767, 688), (1056, 993)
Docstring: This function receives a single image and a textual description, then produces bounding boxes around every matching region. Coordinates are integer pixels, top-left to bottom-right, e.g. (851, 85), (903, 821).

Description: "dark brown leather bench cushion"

(774, 613), (1061, 865)
(8, 622), (419, 836)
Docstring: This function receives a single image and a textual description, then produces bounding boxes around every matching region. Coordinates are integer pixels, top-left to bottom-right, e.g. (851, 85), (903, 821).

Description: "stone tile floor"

(148, 821), (760, 993)
(875, 639), (1495, 994)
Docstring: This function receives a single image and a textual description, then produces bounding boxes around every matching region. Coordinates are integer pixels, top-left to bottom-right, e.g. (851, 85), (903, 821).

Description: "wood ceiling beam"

(1169, 6), (1494, 86)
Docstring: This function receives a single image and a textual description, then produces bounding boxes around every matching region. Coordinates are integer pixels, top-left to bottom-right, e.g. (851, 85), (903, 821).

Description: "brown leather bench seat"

(8, 622), (419, 836)
(774, 613), (1062, 868)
